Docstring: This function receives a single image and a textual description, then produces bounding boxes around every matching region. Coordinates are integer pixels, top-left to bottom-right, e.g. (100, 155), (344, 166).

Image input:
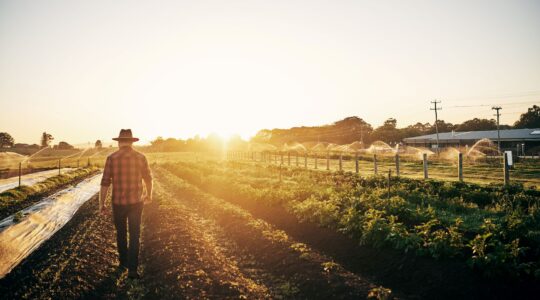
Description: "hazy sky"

(1, 0), (539, 145)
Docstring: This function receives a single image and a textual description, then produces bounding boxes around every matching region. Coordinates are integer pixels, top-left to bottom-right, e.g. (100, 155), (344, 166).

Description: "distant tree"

(40, 132), (54, 148)
(95, 140), (103, 149)
(430, 120), (455, 134)
(514, 105), (540, 129)
(150, 136), (164, 147)
(455, 118), (497, 132)
(382, 118), (397, 129)
(57, 141), (74, 150)
(0, 132), (14, 148)
(251, 116), (373, 145)
(401, 122), (431, 138)
(372, 118), (402, 144)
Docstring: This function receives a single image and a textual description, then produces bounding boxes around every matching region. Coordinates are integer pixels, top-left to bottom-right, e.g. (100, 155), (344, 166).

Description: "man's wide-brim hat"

(113, 129), (139, 142)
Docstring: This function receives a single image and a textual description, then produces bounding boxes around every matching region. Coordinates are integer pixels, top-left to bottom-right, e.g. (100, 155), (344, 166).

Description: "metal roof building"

(403, 128), (540, 154)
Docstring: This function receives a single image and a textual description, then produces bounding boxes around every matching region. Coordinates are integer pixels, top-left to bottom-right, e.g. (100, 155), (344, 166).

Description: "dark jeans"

(112, 202), (143, 271)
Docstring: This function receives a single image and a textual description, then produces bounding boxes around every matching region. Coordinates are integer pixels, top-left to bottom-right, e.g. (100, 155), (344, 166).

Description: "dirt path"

(148, 167), (386, 299)
(0, 167), (389, 299)
(141, 173), (271, 299)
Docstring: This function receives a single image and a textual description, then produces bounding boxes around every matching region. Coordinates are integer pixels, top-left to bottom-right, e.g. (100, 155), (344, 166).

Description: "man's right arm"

(100, 156), (112, 214)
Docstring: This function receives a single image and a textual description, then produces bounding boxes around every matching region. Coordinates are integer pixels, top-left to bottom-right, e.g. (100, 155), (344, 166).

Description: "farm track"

(148, 167), (381, 299)
(141, 170), (271, 299)
(0, 166), (380, 299)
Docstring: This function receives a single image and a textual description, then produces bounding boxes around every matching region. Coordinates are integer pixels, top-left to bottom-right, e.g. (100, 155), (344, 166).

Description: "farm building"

(403, 128), (540, 155)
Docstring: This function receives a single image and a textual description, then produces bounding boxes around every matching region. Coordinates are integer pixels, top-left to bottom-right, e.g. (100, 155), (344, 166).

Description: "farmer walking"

(99, 129), (153, 279)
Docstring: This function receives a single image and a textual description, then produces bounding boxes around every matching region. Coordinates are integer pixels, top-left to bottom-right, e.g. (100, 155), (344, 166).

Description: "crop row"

(162, 160), (540, 280)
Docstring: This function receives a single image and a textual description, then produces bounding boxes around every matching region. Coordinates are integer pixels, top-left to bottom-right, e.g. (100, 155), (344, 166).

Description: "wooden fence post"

(373, 154), (378, 175)
(339, 153), (342, 171)
(19, 162), (22, 187)
(503, 152), (510, 185)
(326, 152), (330, 170)
(355, 152), (359, 174)
(458, 153), (463, 181)
(287, 152), (291, 166)
(423, 153), (428, 179)
(304, 153), (308, 168)
(295, 153), (299, 166)
(395, 154), (400, 177)
(387, 169), (392, 199)
(315, 154), (318, 169)
(58, 159), (61, 175)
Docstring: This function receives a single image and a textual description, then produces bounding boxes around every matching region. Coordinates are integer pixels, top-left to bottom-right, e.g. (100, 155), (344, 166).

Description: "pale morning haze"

(1, 0), (539, 144)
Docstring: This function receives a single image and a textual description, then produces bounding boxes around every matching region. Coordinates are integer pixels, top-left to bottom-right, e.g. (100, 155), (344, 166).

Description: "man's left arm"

(142, 156), (153, 203)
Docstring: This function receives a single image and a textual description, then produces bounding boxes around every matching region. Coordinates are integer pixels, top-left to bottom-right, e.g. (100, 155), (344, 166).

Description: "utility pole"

(430, 100), (442, 154)
(492, 106), (502, 153)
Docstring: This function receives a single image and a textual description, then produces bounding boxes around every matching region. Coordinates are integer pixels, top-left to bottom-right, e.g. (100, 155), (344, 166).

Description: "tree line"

(1, 105), (538, 151)
(251, 105), (540, 145)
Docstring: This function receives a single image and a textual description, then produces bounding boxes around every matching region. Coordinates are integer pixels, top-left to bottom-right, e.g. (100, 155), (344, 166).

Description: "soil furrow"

(141, 172), (270, 299)
(155, 166), (386, 299)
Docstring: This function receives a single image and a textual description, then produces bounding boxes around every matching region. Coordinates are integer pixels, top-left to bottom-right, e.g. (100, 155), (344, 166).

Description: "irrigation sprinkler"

(503, 152), (510, 185)
(355, 152), (359, 174)
(395, 154), (400, 177)
(458, 153), (463, 181)
(423, 153), (428, 179)
(373, 154), (378, 175)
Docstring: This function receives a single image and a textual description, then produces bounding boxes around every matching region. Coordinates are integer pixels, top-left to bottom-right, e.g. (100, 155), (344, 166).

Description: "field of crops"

(0, 152), (539, 299)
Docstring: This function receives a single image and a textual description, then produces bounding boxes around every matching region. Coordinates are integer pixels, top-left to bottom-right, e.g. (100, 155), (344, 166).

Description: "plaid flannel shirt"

(100, 147), (152, 205)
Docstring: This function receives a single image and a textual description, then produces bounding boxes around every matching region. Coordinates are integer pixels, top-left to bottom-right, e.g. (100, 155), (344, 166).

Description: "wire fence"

(226, 150), (540, 187)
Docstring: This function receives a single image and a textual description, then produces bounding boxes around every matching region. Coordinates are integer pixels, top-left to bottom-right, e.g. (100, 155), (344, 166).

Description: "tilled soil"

(150, 167), (384, 299)
(0, 195), (122, 299)
(141, 176), (270, 299)
(0, 166), (388, 299)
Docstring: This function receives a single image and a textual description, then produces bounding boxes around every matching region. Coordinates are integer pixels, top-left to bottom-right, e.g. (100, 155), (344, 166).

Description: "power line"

(446, 100), (538, 108)
(445, 90), (540, 102)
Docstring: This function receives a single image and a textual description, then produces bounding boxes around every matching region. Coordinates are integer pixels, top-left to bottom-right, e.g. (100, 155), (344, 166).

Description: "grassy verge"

(0, 167), (100, 219)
